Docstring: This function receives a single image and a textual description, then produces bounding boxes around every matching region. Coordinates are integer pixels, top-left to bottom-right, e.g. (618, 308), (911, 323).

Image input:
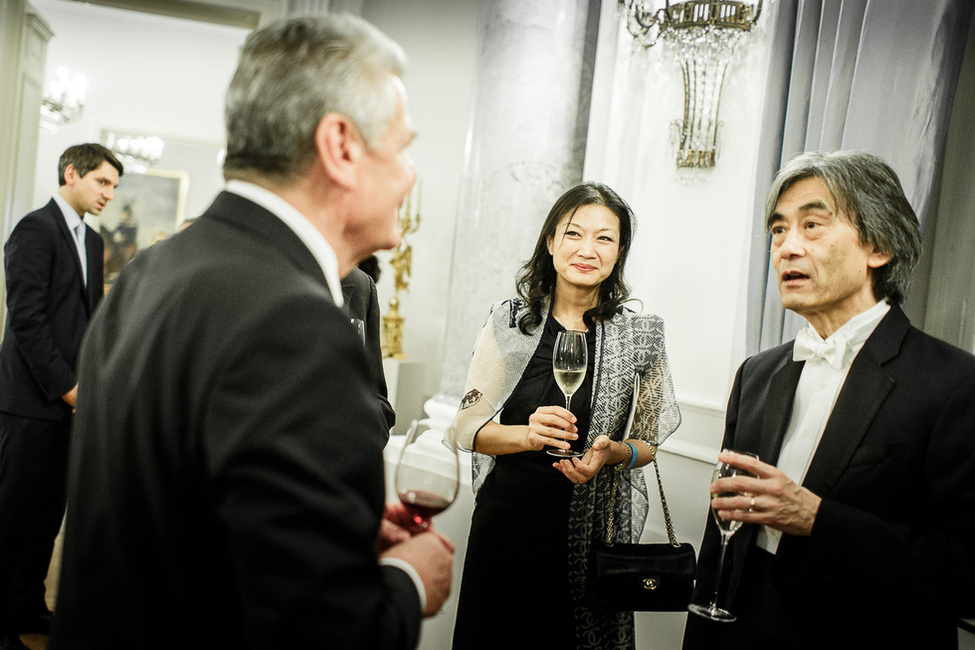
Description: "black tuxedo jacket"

(0, 198), (103, 419)
(342, 267), (396, 432)
(51, 192), (421, 650)
(685, 306), (975, 649)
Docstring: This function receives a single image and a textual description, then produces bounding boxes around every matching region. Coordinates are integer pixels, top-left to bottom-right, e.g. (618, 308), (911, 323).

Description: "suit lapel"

(84, 227), (102, 313)
(50, 201), (90, 306)
(728, 351), (801, 598)
(341, 276), (357, 315)
(729, 355), (800, 568)
(759, 357), (803, 466)
(801, 307), (906, 496)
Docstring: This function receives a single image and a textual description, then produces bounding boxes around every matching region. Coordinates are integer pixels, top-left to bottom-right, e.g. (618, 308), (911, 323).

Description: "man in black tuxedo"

(684, 151), (975, 649)
(49, 15), (452, 650)
(0, 143), (121, 650)
(343, 266), (396, 433)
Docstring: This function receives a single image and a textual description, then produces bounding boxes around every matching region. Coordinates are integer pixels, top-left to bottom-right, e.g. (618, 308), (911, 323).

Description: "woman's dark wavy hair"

(515, 181), (635, 334)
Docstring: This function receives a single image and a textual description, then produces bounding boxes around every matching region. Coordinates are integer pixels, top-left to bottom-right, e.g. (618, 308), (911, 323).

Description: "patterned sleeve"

(445, 302), (509, 451)
(629, 315), (681, 446)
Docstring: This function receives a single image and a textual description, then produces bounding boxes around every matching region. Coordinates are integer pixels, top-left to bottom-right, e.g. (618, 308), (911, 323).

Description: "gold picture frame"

(97, 167), (189, 285)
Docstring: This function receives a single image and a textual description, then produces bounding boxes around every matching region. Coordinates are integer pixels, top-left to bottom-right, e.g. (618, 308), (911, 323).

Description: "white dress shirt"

(756, 300), (891, 553)
(54, 193), (87, 286)
(225, 180), (344, 308)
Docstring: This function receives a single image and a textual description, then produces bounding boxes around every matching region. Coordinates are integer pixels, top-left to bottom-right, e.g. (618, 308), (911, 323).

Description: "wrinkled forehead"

(767, 174), (857, 230)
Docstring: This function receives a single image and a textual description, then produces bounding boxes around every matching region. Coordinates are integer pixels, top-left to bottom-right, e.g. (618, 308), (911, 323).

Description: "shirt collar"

(225, 180), (344, 307)
(53, 193), (83, 230)
(826, 299), (891, 350)
(793, 300), (891, 370)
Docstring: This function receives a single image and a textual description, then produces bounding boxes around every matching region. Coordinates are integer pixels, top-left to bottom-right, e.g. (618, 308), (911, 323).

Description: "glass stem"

(564, 393), (572, 410)
(709, 533), (731, 613)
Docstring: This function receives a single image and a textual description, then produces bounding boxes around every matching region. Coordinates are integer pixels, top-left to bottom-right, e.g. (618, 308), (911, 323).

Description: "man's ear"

(63, 164), (79, 186)
(315, 113), (364, 189)
(867, 247), (893, 269)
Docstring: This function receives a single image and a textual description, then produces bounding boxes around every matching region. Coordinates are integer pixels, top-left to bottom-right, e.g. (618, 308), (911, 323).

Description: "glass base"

(688, 602), (737, 623)
(546, 448), (583, 458)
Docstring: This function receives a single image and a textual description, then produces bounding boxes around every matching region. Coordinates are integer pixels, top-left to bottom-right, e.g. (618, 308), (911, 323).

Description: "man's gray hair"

(764, 150), (922, 304)
(223, 14), (406, 184)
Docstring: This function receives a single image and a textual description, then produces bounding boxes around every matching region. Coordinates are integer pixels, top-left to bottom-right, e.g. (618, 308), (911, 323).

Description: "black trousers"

(0, 412), (69, 633)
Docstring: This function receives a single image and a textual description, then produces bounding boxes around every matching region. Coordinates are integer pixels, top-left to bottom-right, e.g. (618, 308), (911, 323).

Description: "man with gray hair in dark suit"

(685, 150), (975, 649)
(51, 15), (452, 650)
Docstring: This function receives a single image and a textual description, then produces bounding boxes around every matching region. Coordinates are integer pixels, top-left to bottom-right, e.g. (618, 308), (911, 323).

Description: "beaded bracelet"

(614, 442), (632, 470)
(615, 441), (638, 470)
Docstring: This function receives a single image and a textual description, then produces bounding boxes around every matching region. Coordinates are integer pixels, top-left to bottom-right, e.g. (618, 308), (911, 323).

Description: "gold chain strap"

(605, 453), (679, 548)
(651, 455), (681, 547)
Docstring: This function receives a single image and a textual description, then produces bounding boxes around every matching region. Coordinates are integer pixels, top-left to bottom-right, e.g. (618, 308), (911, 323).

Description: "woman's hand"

(552, 434), (613, 484)
(524, 405), (578, 453)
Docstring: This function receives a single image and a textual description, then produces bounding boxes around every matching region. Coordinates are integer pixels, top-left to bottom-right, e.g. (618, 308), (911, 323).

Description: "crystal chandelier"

(102, 131), (165, 174)
(39, 66), (87, 133)
(619, 0), (763, 169)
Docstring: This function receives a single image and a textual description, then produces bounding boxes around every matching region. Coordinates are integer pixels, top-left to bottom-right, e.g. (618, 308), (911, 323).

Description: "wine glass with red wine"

(394, 419), (460, 529)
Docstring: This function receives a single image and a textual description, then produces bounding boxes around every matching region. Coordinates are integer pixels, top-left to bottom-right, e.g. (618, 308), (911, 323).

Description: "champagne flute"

(548, 329), (587, 458)
(394, 420), (460, 529)
(688, 450), (759, 623)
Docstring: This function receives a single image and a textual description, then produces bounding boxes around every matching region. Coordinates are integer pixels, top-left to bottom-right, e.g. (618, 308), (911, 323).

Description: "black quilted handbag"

(587, 456), (697, 612)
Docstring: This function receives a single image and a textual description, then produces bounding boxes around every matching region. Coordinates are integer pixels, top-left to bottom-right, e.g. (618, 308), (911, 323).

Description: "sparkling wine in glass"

(548, 329), (587, 458)
(395, 420), (460, 529)
(688, 450), (759, 623)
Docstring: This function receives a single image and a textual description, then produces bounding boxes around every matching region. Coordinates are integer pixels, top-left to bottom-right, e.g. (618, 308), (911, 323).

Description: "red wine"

(399, 489), (451, 524)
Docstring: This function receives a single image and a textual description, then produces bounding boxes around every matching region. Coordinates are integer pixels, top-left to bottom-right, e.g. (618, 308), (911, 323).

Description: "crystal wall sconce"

(619, 0), (763, 169)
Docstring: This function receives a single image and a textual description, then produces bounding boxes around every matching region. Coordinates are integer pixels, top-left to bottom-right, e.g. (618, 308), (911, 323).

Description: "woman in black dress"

(449, 182), (681, 649)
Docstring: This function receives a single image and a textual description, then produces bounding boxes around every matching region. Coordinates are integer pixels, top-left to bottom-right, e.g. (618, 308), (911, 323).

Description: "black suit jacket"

(0, 198), (103, 419)
(342, 267), (396, 432)
(51, 192), (421, 650)
(685, 306), (975, 649)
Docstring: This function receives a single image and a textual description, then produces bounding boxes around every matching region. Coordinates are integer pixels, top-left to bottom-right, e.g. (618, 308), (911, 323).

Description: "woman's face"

(546, 204), (622, 293)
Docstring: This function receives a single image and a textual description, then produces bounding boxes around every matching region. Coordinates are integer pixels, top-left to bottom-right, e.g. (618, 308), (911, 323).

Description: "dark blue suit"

(684, 306), (975, 649)
(0, 198), (103, 632)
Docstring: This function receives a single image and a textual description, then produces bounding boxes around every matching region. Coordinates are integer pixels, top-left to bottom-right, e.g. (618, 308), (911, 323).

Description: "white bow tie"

(793, 327), (854, 371)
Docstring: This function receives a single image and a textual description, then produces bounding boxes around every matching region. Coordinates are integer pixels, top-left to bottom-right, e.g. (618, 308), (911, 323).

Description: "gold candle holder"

(382, 181), (421, 359)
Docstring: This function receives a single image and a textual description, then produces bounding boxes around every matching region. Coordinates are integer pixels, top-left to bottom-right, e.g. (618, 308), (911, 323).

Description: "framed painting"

(97, 168), (189, 283)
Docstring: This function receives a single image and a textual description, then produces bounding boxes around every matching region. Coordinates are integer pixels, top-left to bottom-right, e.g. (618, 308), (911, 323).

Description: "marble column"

(432, 0), (601, 418)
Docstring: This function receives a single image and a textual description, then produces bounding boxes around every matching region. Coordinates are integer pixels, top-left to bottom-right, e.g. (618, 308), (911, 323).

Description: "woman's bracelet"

(625, 442), (638, 470)
(613, 440), (658, 471)
(643, 439), (657, 463)
(614, 441), (637, 470)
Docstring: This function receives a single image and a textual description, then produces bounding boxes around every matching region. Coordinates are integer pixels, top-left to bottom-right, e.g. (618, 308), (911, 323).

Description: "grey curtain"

(745, 0), (974, 354)
(287, 0), (333, 16)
